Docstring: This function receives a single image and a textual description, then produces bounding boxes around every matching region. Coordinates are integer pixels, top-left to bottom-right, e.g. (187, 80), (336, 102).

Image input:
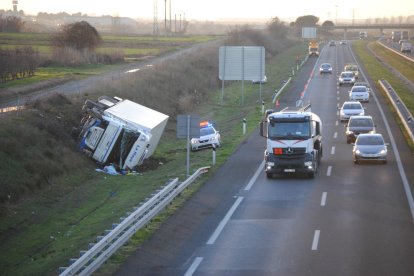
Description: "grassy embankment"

(352, 40), (414, 150)
(0, 37), (308, 275)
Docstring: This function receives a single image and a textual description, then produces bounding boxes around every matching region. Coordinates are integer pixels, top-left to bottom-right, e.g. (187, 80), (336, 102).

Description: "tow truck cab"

(260, 105), (323, 178)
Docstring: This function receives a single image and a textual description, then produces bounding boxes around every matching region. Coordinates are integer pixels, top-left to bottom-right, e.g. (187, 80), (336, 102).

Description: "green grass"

(0, 42), (307, 275)
(0, 33), (219, 91)
(352, 40), (414, 150)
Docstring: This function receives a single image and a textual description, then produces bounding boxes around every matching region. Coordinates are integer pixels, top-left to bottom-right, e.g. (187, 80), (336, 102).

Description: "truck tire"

(309, 150), (318, 178)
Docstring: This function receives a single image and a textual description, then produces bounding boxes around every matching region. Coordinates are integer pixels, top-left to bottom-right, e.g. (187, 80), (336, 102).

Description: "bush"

(52, 21), (101, 51)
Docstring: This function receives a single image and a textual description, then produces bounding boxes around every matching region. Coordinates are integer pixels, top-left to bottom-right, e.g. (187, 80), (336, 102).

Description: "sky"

(1, 0), (413, 22)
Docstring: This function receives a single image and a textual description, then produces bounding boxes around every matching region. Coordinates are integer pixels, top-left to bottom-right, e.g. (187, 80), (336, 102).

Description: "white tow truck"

(78, 96), (169, 171)
(259, 104), (323, 178)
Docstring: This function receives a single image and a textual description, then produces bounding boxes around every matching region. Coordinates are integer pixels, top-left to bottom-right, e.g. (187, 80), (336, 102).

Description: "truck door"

(92, 121), (123, 163)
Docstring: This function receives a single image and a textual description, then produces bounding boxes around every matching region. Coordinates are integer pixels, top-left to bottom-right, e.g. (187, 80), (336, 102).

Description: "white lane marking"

(321, 192), (327, 206)
(184, 257), (203, 276)
(337, 103), (340, 107)
(350, 48), (414, 219)
(207, 197), (244, 245)
(327, 166), (332, 176)
(245, 160), (265, 191)
(331, 146), (335, 155)
(336, 111), (339, 116)
(337, 90), (340, 94)
(337, 96), (340, 101)
(312, 230), (321, 250)
(334, 132), (338, 139)
(335, 120), (338, 126)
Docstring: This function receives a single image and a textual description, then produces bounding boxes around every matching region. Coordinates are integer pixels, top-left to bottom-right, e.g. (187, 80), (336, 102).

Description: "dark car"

(319, 63), (333, 74)
(352, 133), (388, 164)
(345, 115), (376, 144)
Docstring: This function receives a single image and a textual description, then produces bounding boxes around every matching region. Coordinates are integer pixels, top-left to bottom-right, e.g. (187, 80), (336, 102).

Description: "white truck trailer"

(79, 96), (169, 171)
(259, 104), (323, 178)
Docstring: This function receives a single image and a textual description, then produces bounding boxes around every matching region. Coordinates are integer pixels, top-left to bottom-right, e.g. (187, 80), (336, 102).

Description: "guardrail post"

(212, 145), (216, 166)
(242, 118), (247, 135)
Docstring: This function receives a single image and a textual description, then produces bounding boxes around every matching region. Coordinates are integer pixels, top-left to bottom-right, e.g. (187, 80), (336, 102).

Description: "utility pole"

(164, 0), (167, 36)
(352, 9), (355, 26)
(169, 0), (172, 35)
(335, 4), (338, 25)
(153, 0), (159, 37)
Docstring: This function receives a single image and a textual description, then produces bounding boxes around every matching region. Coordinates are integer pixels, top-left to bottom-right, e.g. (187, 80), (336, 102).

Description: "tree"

(52, 21), (101, 50)
(321, 20), (334, 27)
(0, 15), (25, 32)
(267, 17), (288, 39)
(294, 15), (320, 28)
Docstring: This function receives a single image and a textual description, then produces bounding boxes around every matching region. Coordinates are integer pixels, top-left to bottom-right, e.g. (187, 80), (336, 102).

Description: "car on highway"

(340, 40), (347, 45)
(339, 101), (365, 121)
(352, 133), (388, 164)
(344, 64), (359, 79)
(339, 71), (356, 86)
(401, 42), (412, 53)
(349, 85), (370, 102)
(190, 121), (221, 151)
(319, 63), (333, 74)
(345, 115), (376, 144)
(354, 81), (371, 93)
(329, 40), (336, 46)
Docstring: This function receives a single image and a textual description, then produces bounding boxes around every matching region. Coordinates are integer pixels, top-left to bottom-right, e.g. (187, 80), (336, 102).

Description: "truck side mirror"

(259, 121), (268, 138)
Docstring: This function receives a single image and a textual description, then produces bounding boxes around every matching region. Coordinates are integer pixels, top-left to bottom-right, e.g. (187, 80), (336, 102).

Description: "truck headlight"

(267, 162), (275, 167)
(304, 161), (313, 166)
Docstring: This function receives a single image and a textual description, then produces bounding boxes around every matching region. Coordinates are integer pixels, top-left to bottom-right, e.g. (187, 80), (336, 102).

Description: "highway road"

(116, 42), (414, 276)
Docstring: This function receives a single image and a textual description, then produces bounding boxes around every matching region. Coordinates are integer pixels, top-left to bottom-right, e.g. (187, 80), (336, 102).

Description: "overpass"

(321, 23), (414, 32)
(318, 23), (414, 37)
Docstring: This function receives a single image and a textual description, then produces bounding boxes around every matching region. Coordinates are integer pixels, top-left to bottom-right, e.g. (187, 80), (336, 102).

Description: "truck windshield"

(268, 121), (311, 140)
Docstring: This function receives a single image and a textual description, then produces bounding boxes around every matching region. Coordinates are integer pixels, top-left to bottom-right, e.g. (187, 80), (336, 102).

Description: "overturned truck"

(78, 96), (169, 171)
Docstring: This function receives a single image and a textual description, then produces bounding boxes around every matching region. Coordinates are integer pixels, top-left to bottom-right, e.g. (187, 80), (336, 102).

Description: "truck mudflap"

(264, 151), (318, 178)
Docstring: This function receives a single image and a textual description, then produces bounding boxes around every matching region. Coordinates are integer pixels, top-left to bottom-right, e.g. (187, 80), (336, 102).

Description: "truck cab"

(308, 41), (319, 56)
(260, 105), (323, 178)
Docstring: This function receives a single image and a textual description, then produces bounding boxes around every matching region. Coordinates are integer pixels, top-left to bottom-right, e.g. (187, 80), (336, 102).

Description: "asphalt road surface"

(115, 42), (414, 276)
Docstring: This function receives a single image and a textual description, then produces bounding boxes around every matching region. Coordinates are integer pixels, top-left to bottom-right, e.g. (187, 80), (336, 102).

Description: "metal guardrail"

(377, 40), (414, 63)
(378, 79), (414, 144)
(59, 166), (210, 276)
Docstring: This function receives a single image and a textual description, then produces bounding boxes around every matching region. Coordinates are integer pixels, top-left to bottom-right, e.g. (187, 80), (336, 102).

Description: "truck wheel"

(266, 172), (273, 179)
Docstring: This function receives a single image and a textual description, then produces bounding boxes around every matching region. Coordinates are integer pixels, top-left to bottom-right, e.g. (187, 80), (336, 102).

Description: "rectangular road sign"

(177, 115), (200, 139)
(219, 46), (265, 81)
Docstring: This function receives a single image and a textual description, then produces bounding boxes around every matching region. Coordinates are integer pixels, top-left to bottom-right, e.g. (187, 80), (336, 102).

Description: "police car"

(190, 121), (221, 151)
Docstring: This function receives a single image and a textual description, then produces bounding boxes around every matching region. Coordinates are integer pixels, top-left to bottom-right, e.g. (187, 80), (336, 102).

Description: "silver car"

(339, 71), (356, 86)
(352, 133), (388, 164)
(339, 101), (365, 121)
(353, 82), (371, 93)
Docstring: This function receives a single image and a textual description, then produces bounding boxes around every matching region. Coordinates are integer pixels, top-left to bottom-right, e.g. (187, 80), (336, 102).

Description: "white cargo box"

(103, 100), (169, 157)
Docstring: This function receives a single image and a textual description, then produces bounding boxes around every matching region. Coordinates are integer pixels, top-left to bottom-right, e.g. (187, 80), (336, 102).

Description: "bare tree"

(0, 15), (25, 32)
